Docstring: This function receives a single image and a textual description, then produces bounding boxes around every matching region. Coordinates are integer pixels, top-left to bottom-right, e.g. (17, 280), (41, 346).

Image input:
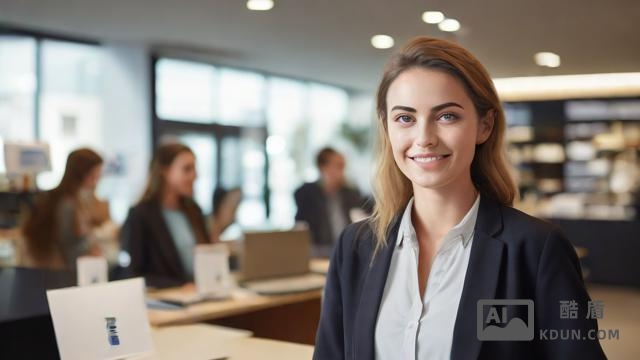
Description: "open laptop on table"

(240, 229), (326, 295)
(46, 278), (155, 360)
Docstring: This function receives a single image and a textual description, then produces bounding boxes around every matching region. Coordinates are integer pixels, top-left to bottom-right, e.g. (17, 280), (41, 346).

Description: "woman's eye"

(397, 115), (413, 123)
(438, 112), (458, 122)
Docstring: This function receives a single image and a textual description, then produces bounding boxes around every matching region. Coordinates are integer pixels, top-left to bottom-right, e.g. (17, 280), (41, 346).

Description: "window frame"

(0, 24), (100, 140)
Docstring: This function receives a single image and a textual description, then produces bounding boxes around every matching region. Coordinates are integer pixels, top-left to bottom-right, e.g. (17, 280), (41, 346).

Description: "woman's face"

(82, 164), (103, 191)
(163, 151), (197, 197)
(385, 67), (492, 192)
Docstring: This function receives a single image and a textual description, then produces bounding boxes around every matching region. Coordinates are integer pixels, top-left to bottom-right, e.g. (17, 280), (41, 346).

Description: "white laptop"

(46, 278), (154, 360)
(240, 229), (326, 295)
(151, 244), (233, 307)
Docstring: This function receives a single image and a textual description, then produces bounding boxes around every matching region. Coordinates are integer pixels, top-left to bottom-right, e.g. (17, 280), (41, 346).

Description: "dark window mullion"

(150, 55), (159, 152)
(34, 38), (42, 140)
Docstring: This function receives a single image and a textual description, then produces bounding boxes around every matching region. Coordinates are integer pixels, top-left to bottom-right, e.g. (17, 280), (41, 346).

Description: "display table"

(148, 286), (323, 344)
(145, 324), (313, 360)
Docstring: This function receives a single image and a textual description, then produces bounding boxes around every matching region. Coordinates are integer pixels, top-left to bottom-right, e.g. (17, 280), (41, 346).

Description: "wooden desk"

(148, 258), (331, 345)
(148, 287), (322, 345)
(309, 258), (330, 274)
(227, 337), (314, 359)
(145, 324), (313, 360)
(144, 324), (250, 359)
(149, 259), (329, 344)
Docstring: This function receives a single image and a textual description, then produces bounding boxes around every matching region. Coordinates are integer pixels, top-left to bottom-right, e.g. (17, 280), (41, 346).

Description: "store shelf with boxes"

(505, 98), (640, 287)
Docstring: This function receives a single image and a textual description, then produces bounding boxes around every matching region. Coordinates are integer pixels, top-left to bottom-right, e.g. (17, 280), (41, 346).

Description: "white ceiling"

(1, 0), (639, 93)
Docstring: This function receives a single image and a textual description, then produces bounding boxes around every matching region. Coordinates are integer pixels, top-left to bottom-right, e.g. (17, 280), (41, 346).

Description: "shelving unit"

(504, 98), (640, 221)
(504, 98), (640, 288)
(505, 101), (567, 197)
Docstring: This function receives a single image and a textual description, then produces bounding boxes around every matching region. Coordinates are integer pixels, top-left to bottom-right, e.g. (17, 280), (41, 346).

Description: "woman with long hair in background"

(22, 148), (105, 269)
(121, 143), (213, 288)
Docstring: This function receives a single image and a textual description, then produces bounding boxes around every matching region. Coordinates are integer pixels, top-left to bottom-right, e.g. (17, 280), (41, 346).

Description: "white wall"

(98, 42), (151, 223)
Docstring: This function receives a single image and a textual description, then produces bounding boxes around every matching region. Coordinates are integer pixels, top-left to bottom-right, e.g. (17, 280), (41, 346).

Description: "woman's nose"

(415, 120), (438, 148)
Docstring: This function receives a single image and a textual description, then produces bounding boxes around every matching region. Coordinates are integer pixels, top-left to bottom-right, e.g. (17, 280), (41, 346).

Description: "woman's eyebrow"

(390, 105), (417, 112)
(431, 102), (464, 112)
(390, 102), (464, 113)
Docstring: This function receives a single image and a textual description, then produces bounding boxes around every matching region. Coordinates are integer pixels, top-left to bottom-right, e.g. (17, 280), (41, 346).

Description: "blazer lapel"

(352, 216), (401, 359)
(451, 197), (505, 360)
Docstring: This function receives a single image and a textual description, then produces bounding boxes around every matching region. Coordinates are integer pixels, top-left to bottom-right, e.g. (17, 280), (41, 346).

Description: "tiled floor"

(587, 284), (640, 360)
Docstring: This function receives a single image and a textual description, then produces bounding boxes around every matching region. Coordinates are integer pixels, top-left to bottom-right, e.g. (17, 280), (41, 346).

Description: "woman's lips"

(408, 154), (451, 169)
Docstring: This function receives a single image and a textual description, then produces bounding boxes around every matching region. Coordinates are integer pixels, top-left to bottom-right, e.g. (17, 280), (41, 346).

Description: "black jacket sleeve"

(314, 229), (346, 359)
(533, 226), (607, 359)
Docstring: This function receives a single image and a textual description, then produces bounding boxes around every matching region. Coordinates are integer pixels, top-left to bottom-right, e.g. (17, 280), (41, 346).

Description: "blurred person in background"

(294, 147), (370, 257)
(22, 148), (110, 270)
(120, 143), (213, 288)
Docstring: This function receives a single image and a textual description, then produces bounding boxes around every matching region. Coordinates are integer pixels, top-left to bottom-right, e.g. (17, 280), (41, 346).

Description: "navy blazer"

(314, 196), (607, 359)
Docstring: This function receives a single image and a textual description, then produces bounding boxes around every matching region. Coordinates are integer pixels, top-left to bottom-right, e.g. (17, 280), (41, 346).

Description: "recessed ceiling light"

(438, 18), (460, 32)
(534, 52), (561, 68)
(422, 11), (445, 24)
(371, 35), (394, 49)
(247, 0), (274, 11)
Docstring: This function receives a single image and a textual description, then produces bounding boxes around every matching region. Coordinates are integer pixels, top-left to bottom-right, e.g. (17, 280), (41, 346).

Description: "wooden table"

(147, 258), (330, 345)
(148, 286), (323, 345)
(145, 324), (314, 360)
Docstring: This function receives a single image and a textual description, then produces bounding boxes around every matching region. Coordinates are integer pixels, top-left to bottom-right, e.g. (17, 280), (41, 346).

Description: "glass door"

(220, 127), (267, 228)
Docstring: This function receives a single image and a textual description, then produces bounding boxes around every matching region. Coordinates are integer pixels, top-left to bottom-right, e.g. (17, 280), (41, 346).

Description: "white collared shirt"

(375, 195), (480, 360)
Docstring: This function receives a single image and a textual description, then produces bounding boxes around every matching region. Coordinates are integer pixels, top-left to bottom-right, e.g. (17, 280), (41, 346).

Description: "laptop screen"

(46, 278), (154, 360)
(241, 229), (311, 281)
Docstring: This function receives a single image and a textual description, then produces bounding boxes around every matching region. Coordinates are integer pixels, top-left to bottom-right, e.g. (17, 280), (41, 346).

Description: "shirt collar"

(396, 194), (481, 250)
(397, 197), (415, 248)
(446, 194), (480, 249)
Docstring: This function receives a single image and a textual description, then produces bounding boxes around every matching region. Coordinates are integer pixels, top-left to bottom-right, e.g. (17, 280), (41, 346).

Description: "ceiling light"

(493, 72), (640, 101)
(438, 18), (461, 32)
(371, 35), (394, 49)
(534, 52), (561, 68)
(422, 11), (445, 24)
(247, 0), (274, 11)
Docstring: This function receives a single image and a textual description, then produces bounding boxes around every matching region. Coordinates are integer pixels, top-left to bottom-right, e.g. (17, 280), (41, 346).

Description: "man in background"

(294, 147), (370, 257)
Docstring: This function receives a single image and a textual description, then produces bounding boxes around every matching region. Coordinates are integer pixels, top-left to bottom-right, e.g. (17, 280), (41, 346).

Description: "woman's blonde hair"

(370, 36), (517, 252)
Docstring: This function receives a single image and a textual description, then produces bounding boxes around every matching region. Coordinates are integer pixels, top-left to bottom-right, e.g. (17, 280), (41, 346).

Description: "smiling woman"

(386, 68), (492, 197)
(120, 143), (214, 288)
(313, 37), (607, 360)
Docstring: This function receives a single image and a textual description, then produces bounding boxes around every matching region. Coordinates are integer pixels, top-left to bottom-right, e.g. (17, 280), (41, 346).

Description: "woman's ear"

(477, 110), (495, 144)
